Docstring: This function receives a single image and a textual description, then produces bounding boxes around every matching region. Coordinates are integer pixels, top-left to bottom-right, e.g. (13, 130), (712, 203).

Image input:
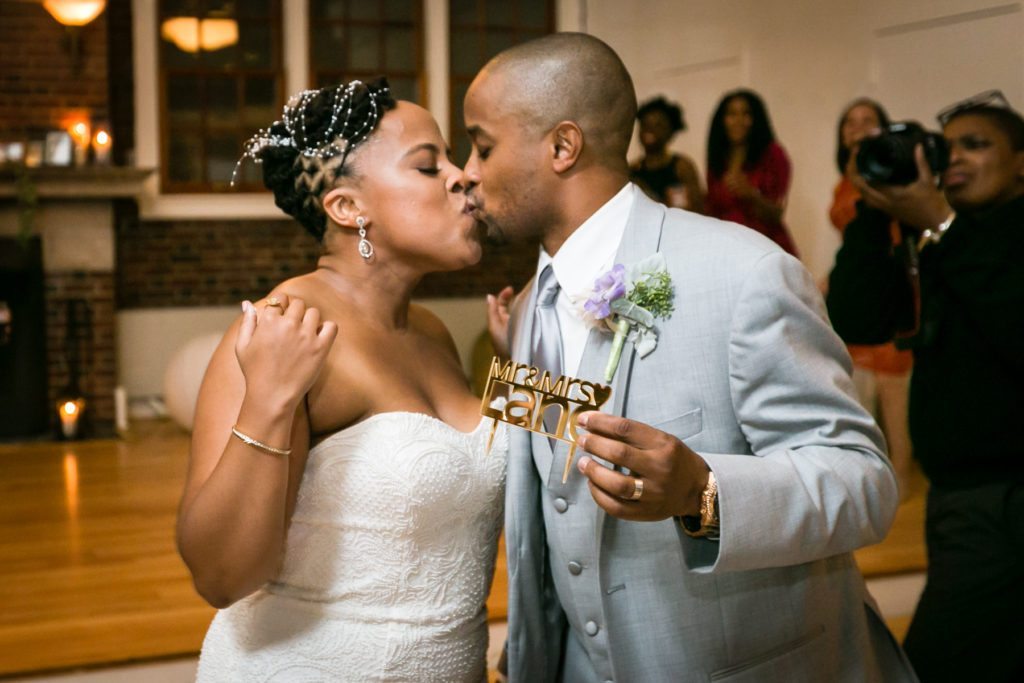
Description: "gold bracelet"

(231, 425), (292, 456)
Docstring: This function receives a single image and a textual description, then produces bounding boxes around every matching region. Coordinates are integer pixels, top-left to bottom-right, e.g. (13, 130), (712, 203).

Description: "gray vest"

(532, 428), (614, 681)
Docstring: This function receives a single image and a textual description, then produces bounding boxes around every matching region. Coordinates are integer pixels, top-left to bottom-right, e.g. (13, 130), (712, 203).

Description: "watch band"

(680, 470), (719, 539)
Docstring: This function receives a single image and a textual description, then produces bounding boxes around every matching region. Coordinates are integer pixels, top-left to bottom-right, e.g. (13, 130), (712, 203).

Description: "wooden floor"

(0, 420), (924, 678)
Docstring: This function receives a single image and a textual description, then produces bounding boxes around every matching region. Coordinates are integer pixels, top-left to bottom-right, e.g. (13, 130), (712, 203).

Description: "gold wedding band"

(629, 477), (644, 501)
(265, 297), (284, 310)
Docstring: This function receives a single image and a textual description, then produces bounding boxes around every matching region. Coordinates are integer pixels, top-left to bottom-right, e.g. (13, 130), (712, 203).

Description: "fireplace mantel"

(0, 166), (155, 200)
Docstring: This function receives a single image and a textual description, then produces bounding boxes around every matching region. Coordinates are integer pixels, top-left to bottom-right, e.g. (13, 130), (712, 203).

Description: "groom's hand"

(574, 411), (709, 521)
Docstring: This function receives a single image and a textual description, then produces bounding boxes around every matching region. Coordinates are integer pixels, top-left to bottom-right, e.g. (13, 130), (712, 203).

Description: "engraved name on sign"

(480, 357), (612, 483)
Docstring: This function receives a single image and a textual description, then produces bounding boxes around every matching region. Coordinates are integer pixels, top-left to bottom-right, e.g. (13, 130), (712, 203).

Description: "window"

(449, 0), (554, 164)
(309, 0), (424, 103)
(158, 0), (284, 192)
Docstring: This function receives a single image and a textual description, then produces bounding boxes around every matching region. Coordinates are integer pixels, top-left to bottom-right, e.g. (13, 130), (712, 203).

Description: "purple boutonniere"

(581, 254), (675, 382)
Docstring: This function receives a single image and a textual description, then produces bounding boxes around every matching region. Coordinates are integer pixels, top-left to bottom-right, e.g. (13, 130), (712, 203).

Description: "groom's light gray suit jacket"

(503, 191), (916, 682)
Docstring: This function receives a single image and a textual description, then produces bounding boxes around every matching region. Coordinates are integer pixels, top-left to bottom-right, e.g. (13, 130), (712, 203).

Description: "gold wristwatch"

(680, 470), (720, 540)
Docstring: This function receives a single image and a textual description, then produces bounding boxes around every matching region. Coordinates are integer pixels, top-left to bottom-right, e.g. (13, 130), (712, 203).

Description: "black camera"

(856, 121), (949, 185)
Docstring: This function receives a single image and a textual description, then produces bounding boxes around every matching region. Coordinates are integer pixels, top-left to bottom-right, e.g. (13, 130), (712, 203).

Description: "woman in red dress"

(705, 89), (798, 256)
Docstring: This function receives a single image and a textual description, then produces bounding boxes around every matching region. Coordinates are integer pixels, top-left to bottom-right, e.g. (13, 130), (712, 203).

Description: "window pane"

(161, 0), (200, 17)
(520, 0), (548, 29)
(244, 76), (278, 125)
(450, 33), (482, 76)
(207, 132), (241, 186)
(312, 23), (345, 68)
(349, 26), (380, 71)
(167, 75), (202, 126)
(168, 131), (203, 183)
(200, 33), (239, 68)
(348, 1), (378, 21)
(384, 28), (416, 71)
(485, 0), (514, 25)
(485, 29), (516, 61)
(316, 72), (341, 89)
(205, 0), (234, 15)
(384, 0), (416, 22)
(236, 0), (271, 18)
(389, 76), (418, 103)
(311, 0), (344, 19)
(239, 22), (272, 68)
(206, 76), (238, 126)
(451, 0), (477, 25)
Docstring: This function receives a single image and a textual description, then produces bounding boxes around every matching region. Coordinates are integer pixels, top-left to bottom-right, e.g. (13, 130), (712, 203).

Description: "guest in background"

(706, 89), (798, 256)
(630, 96), (704, 212)
(829, 97), (914, 499)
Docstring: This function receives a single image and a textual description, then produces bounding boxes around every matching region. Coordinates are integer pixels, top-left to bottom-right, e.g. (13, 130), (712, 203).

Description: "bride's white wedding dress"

(196, 412), (508, 682)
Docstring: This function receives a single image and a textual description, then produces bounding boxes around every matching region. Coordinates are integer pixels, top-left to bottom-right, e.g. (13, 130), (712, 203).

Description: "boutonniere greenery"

(581, 253), (675, 382)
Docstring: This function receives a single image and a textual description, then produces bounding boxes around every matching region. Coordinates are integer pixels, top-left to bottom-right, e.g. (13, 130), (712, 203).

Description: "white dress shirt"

(535, 183), (635, 378)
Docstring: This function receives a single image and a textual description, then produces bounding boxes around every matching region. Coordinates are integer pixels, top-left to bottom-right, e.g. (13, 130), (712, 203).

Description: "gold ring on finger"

(265, 296), (284, 310)
(629, 477), (644, 501)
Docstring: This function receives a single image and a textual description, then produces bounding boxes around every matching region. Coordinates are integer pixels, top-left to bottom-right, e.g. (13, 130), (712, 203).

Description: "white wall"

(580, 0), (1024, 278)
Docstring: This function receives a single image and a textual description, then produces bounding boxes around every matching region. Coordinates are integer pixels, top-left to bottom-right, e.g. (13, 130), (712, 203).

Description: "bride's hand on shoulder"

(235, 294), (339, 409)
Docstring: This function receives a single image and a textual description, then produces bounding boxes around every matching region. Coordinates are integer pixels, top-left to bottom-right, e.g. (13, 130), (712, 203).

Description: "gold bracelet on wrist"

(231, 425), (292, 456)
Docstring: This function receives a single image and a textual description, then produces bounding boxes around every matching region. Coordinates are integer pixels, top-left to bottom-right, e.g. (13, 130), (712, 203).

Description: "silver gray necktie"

(532, 264), (564, 445)
(532, 264), (563, 380)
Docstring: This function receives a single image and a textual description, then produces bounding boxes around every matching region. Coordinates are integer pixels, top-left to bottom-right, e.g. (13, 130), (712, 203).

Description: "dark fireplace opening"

(0, 236), (49, 439)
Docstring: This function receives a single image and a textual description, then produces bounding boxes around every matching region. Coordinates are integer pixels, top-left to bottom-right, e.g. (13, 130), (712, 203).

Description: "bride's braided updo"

(234, 78), (396, 241)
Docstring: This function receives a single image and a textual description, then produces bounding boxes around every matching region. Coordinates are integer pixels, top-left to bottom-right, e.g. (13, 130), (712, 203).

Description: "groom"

(465, 33), (917, 682)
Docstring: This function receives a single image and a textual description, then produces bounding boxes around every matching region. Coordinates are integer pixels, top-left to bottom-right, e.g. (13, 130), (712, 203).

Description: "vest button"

(553, 497), (569, 513)
(567, 561), (582, 575)
(585, 620), (600, 636)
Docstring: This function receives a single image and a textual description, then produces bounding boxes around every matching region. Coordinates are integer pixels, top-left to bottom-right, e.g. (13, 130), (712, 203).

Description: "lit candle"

(68, 120), (90, 166)
(93, 129), (112, 164)
(58, 399), (84, 438)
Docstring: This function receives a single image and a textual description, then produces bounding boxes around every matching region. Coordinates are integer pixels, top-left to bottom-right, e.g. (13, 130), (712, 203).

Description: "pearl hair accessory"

(231, 80), (390, 186)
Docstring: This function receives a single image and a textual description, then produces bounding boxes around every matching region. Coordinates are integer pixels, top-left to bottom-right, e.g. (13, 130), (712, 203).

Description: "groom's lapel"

(579, 193), (667, 420)
(577, 193), (667, 546)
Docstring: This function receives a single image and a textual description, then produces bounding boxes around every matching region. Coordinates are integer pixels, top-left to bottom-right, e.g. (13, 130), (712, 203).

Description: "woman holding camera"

(827, 93), (1024, 682)
(828, 98), (915, 501)
(705, 89), (798, 255)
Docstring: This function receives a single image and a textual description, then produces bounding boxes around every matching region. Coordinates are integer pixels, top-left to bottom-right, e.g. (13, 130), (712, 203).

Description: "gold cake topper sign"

(480, 357), (612, 483)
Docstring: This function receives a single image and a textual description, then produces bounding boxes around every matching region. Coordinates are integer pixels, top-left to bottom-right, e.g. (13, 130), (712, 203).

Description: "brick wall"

(0, 2), (109, 140)
(117, 211), (538, 308)
(45, 272), (117, 435)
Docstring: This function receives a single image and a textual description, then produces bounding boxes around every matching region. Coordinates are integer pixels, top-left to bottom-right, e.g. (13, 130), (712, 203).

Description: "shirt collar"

(537, 183), (635, 302)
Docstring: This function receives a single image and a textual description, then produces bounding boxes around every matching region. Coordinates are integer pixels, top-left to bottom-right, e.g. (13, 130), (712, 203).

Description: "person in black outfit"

(827, 94), (1024, 682)
(630, 96), (704, 211)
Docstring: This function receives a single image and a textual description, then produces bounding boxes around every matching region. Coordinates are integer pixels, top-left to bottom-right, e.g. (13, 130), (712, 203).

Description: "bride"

(177, 79), (507, 682)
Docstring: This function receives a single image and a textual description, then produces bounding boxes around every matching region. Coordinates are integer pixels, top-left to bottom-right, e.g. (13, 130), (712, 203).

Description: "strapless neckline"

(312, 411), (491, 453)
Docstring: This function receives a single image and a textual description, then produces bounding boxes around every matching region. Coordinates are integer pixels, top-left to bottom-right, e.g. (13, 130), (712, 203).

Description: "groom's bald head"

(474, 33), (637, 164)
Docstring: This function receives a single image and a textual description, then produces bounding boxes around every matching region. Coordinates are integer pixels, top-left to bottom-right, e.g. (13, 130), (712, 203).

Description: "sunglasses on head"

(936, 89), (1013, 127)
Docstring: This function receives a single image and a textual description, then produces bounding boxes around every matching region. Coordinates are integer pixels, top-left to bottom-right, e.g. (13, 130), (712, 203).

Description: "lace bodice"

(197, 412), (508, 682)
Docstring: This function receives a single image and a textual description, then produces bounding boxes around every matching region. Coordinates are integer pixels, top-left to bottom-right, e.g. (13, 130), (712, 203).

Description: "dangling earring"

(356, 216), (374, 260)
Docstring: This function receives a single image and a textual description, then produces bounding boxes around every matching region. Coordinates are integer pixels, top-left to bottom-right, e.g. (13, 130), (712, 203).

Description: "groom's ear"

(550, 121), (583, 174)
(322, 187), (363, 231)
